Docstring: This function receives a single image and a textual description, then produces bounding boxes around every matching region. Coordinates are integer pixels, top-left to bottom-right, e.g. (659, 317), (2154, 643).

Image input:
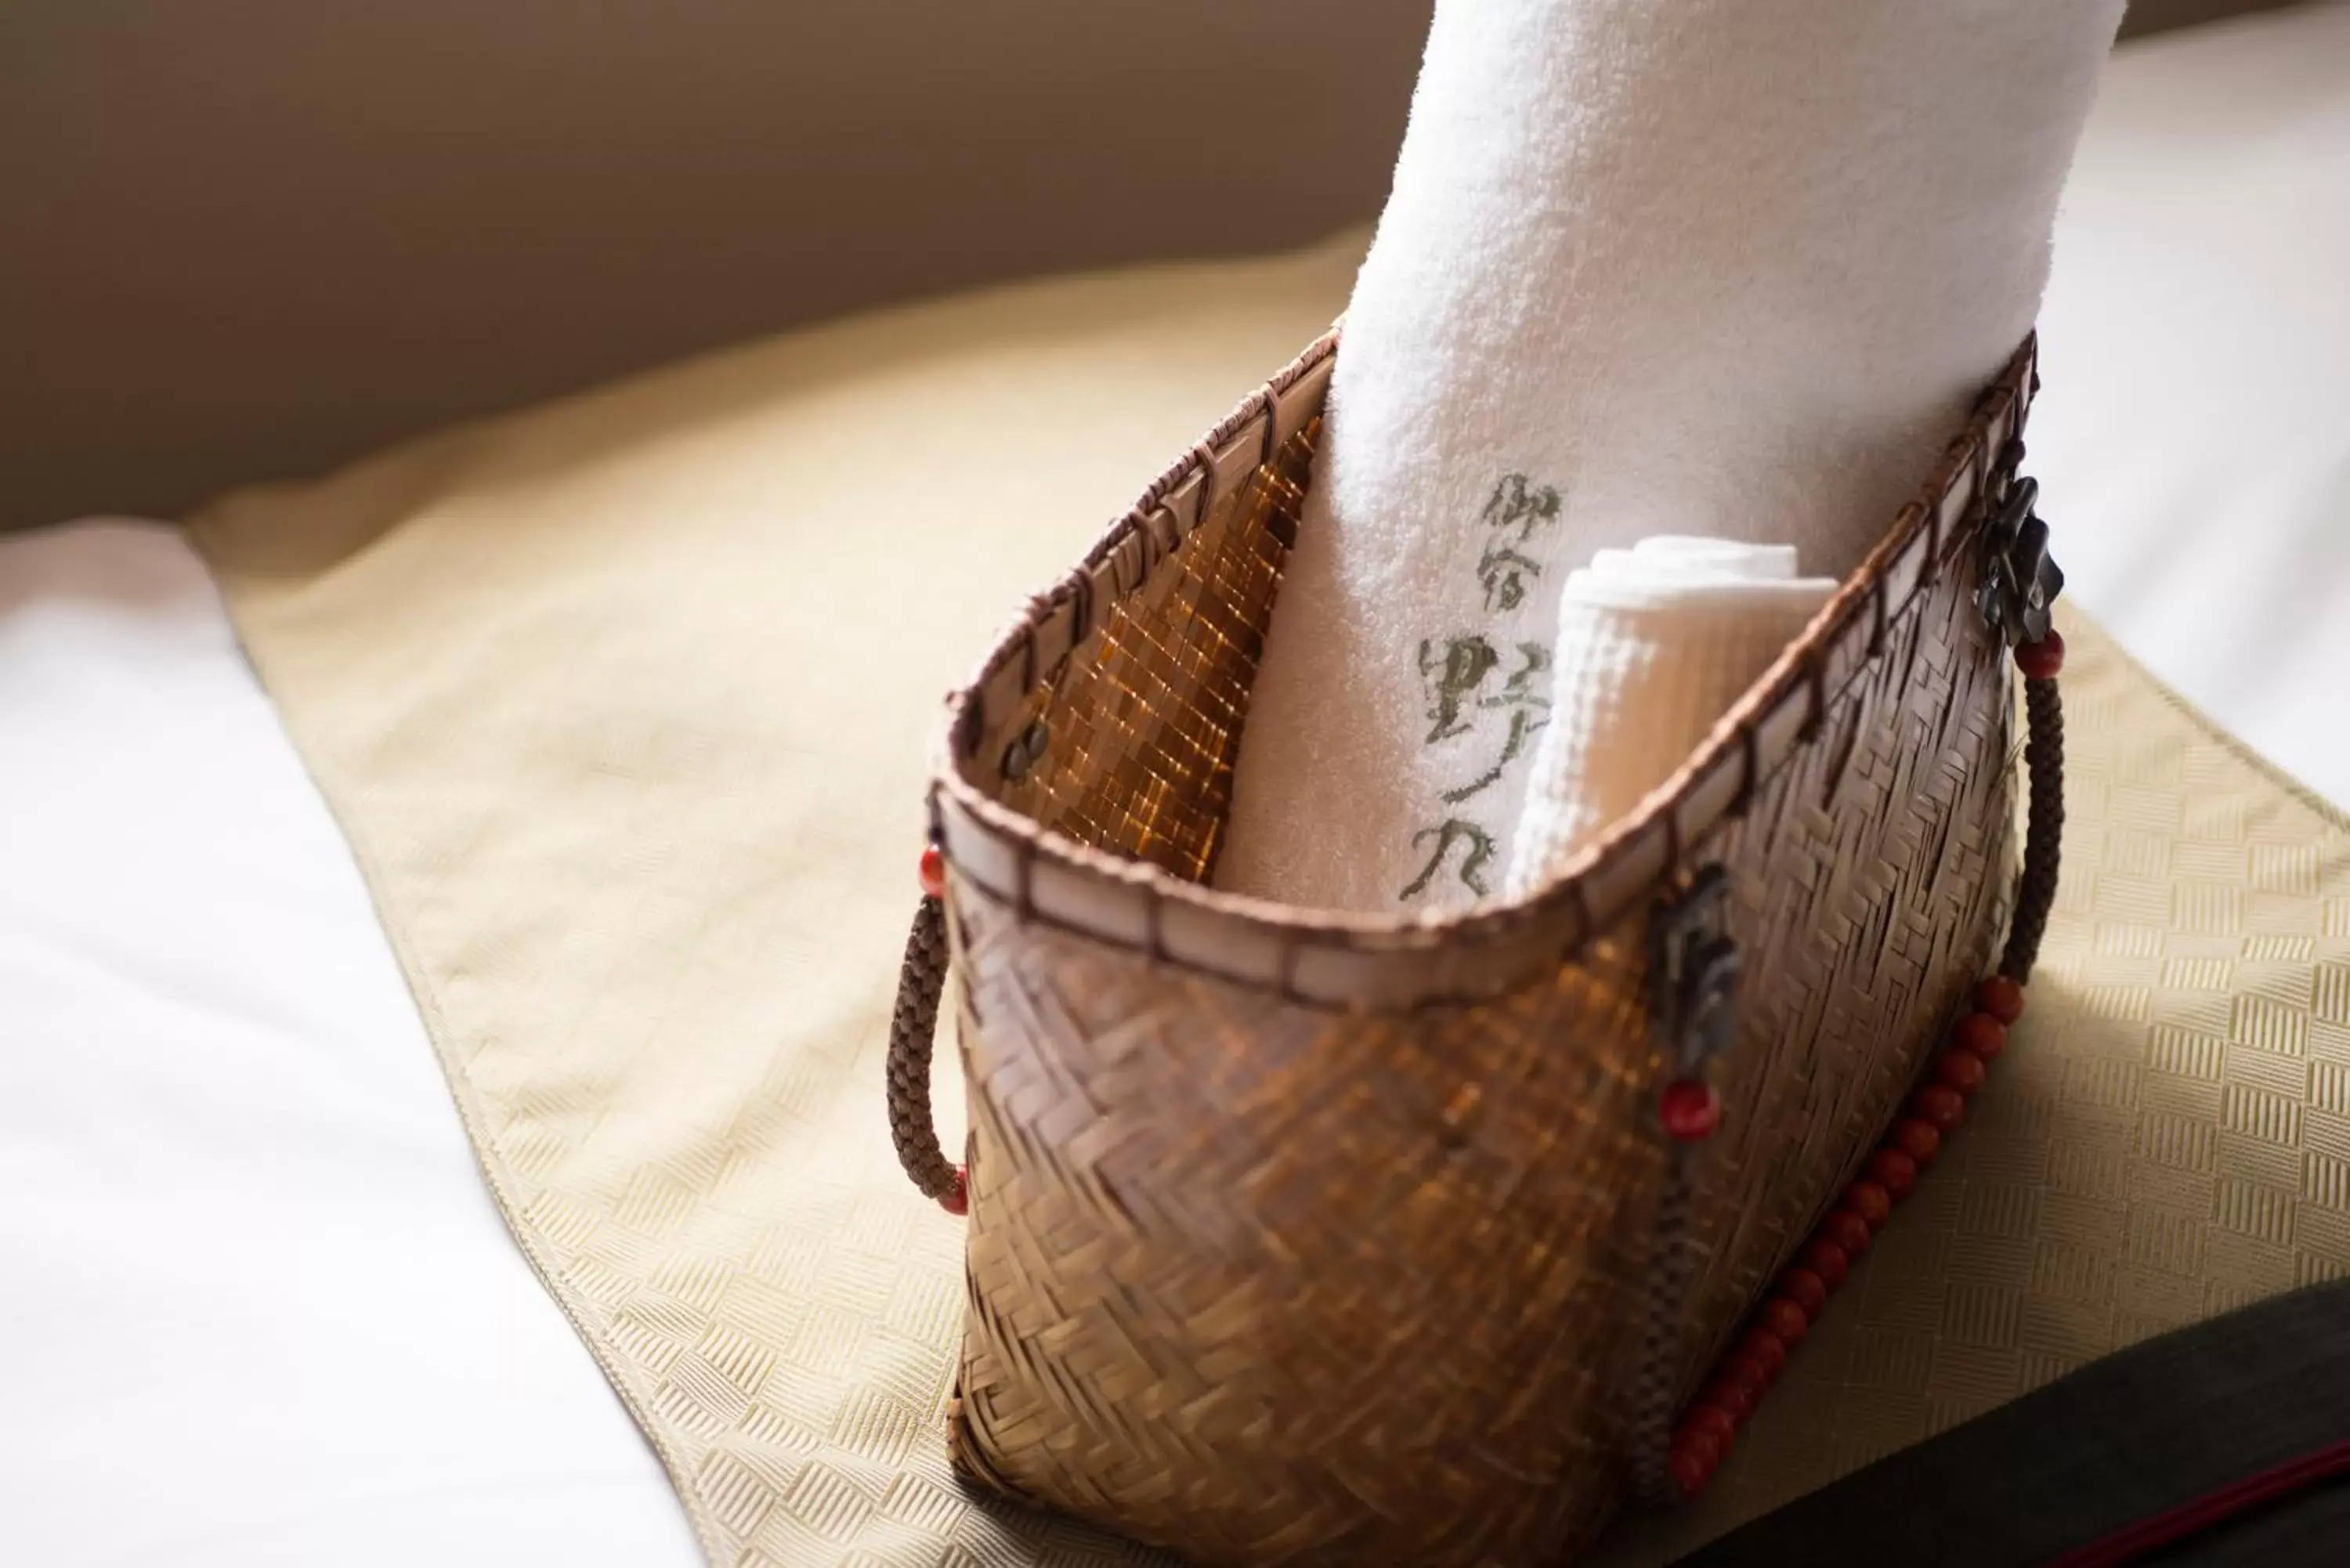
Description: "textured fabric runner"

(192, 244), (2350, 1566)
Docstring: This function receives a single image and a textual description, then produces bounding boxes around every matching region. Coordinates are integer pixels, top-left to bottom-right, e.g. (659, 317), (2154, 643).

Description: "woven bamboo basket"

(886, 331), (2064, 1566)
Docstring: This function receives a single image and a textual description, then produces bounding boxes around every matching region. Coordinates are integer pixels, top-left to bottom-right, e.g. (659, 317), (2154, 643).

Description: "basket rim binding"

(931, 329), (2038, 1012)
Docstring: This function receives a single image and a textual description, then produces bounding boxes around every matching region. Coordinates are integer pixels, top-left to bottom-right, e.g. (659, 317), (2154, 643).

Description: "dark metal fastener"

(1976, 439), (2064, 648)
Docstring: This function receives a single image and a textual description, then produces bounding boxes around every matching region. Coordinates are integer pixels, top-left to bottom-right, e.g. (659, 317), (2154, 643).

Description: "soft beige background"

(0, 0), (2303, 533)
(0, 2), (1428, 533)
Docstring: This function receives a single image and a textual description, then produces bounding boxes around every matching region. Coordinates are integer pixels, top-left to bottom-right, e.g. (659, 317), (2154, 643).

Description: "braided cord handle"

(884, 883), (965, 1213)
(2001, 665), (2063, 984)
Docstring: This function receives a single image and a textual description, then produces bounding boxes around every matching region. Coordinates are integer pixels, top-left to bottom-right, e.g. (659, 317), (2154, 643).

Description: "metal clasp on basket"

(1649, 864), (1741, 1078)
(1629, 865), (1743, 1505)
(1976, 439), (2064, 648)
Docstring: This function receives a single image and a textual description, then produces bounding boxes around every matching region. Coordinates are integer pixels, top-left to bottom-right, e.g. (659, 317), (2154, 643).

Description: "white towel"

(1215, 0), (2124, 912)
(1506, 540), (1833, 897)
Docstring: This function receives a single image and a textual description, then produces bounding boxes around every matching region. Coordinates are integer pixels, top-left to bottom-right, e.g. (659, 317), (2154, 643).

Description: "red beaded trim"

(1664, 634), (2063, 1499)
(1665, 973), (2023, 1497)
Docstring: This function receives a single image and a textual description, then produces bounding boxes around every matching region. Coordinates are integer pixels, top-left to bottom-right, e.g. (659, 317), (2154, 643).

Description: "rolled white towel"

(1214, 0), (2125, 912)
(1505, 540), (1833, 897)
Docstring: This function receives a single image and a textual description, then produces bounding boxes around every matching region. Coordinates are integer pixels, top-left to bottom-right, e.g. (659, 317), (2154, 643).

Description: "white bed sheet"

(3, 8), (2347, 1565)
(2032, 2), (2350, 813)
(0, 523), (699, 1566)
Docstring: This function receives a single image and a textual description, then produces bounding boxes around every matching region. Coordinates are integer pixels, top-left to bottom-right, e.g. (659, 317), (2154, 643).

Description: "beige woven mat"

(192, 239), (2350, 1567)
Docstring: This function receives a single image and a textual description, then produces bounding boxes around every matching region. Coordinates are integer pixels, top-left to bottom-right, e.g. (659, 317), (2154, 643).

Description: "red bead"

(1867, 1147), (1919, 1201)
(1892, 1118), (1943, 1166)
(1744, 1326), (1795, 1375)
(1723, 1349), (1778, 1397)
(1842, 1180), (1894, 1230)
(1976, 975), (2026, 1024)
(1799, 1237), (1850, 1291)
(1821, 1209), (1874, 1256)
(1956, 1011), (2008, 1060)
(1911, 1083), (1967, 1132)
(1936, 1048), (1989, 1096)
(2016, 629), (2066, 681)
(1757, 1299), (1810, 1347)
(1683, 1404), (1737, 1446)
(938, 1165), (969, 1216)
(1778, 1266), (1830, 1317)
(918, 843), (948, 900)
(1659, 1078), (1723, 1141)
(1670, 1432), (1722, 1498)
(1701, 1378), (1755, 1425)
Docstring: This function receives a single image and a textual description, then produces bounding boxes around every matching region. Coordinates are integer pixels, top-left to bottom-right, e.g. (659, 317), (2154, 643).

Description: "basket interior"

(978, 422), (1318, 885)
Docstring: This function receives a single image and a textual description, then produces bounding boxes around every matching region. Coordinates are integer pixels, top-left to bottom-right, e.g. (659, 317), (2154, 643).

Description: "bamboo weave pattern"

(942, 366), (2019, 1564)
